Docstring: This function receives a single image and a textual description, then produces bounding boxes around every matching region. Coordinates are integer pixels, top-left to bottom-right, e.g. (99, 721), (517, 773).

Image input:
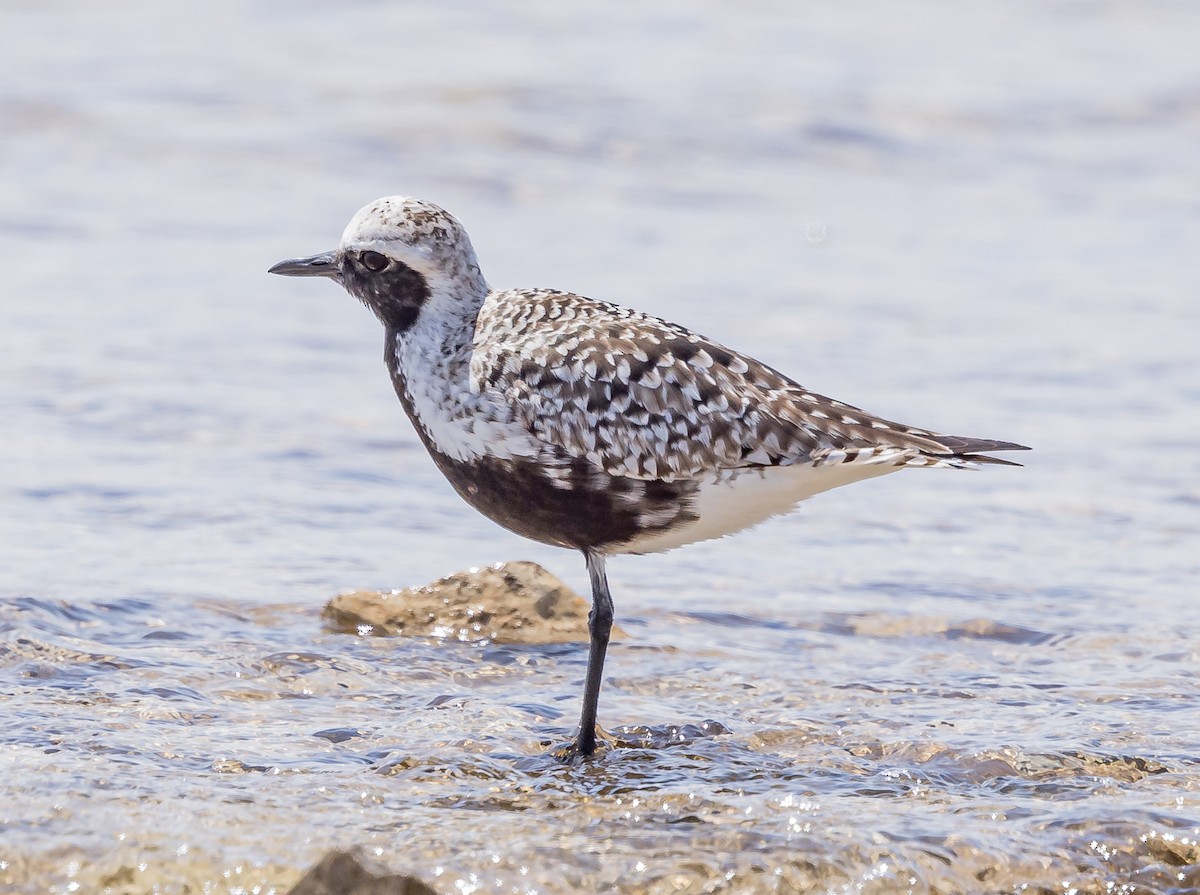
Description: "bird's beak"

(268, 251), (340, 279)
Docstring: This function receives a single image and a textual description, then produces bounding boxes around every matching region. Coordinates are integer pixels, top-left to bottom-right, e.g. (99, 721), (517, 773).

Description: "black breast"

(427, 450), (698, 552)
(383, 335), (698, 551)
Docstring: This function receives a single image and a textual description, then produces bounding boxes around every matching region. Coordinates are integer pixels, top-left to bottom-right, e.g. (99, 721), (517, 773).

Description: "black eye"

(359, 251), (389, 272)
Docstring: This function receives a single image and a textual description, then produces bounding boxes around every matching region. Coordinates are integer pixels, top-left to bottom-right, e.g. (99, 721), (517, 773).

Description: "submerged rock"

(323, 560), (610, 644)
(286, 849), (436, 895)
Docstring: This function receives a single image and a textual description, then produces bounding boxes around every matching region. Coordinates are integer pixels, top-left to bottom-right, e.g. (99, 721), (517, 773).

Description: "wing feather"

(470, 289), (1028, 480)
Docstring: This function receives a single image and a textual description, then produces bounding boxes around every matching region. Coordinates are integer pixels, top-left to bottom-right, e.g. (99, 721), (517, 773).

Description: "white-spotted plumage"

(270, 195), (1029, 757)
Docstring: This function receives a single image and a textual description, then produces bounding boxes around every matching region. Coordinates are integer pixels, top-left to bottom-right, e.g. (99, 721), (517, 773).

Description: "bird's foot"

(550, 725), (617, 763)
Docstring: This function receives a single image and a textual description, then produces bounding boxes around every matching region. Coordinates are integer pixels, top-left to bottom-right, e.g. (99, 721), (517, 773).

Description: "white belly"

(613, 461), (901, 555)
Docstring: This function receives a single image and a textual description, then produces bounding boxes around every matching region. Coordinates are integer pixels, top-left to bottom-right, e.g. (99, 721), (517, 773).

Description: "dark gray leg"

(575, 550), (614, 757)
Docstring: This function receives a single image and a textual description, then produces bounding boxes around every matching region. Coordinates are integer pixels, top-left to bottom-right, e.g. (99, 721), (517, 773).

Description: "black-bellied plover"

(270, 197), (1028, 759)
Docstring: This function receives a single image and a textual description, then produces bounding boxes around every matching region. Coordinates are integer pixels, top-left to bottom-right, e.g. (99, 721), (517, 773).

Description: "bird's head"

(269, 196), (487, 332)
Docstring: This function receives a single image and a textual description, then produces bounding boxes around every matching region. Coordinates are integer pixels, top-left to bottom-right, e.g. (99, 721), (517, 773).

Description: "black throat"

(343, 261), (431, 333)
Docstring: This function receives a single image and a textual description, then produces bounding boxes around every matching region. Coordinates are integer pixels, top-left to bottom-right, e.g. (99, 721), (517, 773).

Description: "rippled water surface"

(3, 1), (1199, 893)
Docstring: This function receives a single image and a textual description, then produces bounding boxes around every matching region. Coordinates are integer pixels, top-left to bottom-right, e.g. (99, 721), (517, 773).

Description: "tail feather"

(923, 434), (1031, 468)
(931, 435), (1031, 455)
(952, 452), (1026, 468)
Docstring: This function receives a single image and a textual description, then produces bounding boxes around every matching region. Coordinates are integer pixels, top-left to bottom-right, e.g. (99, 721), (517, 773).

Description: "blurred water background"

(2, 1), (1198, 892)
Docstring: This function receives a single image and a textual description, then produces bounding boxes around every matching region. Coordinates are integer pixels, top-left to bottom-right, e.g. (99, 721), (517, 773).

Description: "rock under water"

(286, 850), (436, 895)
(323, 560), (615, 644)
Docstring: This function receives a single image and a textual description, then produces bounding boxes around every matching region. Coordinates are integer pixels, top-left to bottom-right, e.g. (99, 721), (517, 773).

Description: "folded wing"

(470, 289), (1029, 480)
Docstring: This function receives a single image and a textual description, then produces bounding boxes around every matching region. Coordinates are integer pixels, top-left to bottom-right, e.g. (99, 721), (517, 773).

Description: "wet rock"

(324, 561), (614, 644)
(286, 850), (436, 895)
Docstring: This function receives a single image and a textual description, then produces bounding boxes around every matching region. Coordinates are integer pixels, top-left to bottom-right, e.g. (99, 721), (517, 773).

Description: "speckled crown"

(340, 196), (483, 286)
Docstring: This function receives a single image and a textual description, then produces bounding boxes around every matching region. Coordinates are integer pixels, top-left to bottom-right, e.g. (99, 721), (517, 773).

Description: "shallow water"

(2, 1), (1199, 892)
